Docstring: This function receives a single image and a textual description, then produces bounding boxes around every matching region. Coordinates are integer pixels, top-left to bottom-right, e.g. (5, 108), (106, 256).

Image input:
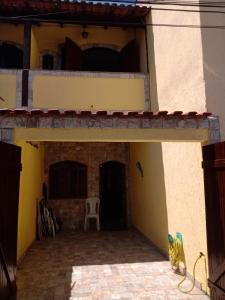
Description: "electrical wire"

(2, 0), (225, 30)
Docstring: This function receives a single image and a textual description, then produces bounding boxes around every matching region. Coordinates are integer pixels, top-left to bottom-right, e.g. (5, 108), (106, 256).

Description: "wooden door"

(99, 161), (126, 230)
(64, 37), (82, 71)
(120, 40), (140, 72)
(0, 142), (21, 300)
(202, 142), (225, 299)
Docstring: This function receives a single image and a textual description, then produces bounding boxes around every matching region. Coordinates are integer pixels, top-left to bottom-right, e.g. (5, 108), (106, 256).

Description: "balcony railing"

(0, 69), (149, 111)
(0, 69), (22, 109)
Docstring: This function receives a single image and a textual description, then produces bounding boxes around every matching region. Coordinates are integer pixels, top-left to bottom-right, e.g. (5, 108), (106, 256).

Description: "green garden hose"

(177, 252), (207, 293)
(168, 234), (207, 294)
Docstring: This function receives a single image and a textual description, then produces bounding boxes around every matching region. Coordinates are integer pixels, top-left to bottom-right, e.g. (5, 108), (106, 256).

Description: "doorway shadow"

(99, 161), (126, 231)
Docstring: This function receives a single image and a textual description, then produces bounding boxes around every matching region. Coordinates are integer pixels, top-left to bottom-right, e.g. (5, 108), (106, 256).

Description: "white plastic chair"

(84, 197), (100, 232)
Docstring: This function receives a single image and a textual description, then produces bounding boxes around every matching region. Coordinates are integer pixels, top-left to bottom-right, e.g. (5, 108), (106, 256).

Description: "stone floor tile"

(16, 230), (209, 300)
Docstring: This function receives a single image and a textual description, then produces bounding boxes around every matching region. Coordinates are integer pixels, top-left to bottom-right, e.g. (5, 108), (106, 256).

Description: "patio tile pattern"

(16, 230), (209, 300)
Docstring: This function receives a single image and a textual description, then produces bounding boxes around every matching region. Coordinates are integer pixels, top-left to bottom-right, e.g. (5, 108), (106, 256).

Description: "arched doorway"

(82, 47), (120, 72)
(99, 161), (126, 230)
(0, 42), (23, 69)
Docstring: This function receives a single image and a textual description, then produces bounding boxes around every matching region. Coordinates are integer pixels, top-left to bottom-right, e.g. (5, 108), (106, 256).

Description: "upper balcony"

(0, 1), (150, 111)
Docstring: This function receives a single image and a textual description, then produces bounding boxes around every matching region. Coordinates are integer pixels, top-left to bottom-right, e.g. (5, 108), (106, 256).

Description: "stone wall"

(44, 142), (129, 229)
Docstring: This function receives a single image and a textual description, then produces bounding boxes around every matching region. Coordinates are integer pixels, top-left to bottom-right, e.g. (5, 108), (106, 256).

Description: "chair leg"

(84, 217), (87, 232)
(86, 218), (90, 231)
(96, 216), (100, 231)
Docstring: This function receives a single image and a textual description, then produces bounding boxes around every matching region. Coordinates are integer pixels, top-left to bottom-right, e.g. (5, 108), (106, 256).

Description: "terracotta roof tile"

(0, 109), (213, 119)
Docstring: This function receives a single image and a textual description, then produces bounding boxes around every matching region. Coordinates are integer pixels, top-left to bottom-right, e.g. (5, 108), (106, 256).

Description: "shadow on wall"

(147, 13), (159, 111)
(200, 8), (225, 140)
(129, 142), (169, 254)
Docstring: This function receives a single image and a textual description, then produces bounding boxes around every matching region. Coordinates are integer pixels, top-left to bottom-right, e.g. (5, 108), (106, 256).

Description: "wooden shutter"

(64, 37), (82, 71)
(202, 142), (225, 299)
(120, 40), (140, 72)
(49, 161), (87, 199)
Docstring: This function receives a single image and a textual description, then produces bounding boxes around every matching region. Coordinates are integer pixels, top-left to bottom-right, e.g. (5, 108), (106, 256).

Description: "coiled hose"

(177, 252), (207, 294)
(168, 233), (207, 294)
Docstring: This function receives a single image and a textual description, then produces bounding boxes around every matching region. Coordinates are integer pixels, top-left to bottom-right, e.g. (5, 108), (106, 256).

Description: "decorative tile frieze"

(0, 109), (220, 144)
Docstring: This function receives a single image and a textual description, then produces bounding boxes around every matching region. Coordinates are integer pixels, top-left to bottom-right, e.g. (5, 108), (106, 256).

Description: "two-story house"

(0, 0), (224, 299)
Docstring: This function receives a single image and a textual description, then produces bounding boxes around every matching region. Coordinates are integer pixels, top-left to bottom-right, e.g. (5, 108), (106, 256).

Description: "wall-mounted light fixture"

(81, 25), (89, 39)
(26, 141), (39, 149)
(82, 30), (89, 39)
(136, 161), (144, 178)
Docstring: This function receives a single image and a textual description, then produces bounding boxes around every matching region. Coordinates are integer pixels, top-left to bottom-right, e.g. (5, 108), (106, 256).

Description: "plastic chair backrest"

(86, 197), (100, 215)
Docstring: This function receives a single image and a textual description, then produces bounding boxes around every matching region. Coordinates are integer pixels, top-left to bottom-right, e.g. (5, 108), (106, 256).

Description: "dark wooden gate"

(202, 142), (225, 299)
(0, 142), (21, 300)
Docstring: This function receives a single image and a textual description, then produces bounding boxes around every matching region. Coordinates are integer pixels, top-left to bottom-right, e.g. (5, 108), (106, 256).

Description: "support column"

(144, 26), (151, 111)
(22, 22), (31, 107)
(0, 129), (14, 144)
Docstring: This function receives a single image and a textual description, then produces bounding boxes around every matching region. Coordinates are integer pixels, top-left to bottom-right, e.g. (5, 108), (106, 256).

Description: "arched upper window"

(40, 50), (58, 70)
(49, 161), (87, 199)
(82, 47), (120, 72)
(42, 54), (54, 70)
(0, 42), (23, 69)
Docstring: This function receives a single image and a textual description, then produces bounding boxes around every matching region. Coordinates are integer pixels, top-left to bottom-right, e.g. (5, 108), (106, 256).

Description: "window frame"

(49, 160), (88, 200)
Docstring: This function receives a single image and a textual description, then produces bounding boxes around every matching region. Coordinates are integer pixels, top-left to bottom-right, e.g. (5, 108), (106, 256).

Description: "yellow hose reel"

(168, 232), (207, 294)
(168, 232), (183, 269)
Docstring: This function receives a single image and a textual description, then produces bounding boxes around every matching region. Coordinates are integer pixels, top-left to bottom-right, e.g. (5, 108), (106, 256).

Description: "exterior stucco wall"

(129, 143), (169, 252)
(31, 72), (146, 110)
(0, 73), (17, 108)
(135, 28), (147, 73)
(200, 9), (225, 140)
(16, 141), (44, 261)
(130, 142), (208, 292)
(147, 9), (206, 112)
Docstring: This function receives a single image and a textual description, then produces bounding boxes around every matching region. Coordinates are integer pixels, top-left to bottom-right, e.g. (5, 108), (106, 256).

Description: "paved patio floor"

(16, 230), (209, 300)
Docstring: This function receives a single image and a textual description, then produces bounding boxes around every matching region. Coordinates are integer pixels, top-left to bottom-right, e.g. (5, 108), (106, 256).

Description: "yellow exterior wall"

(16, 141), (44, 261)
(31, 24), (135, 69)
(130, 142), (208, 292)
(13, 128), (209, 143)
(147, 9), (206, 112)
(0, 23), (24, 45)
(31, 30), (40, 69)
(0, 74), (17, 108)
(135, 28), (147, 73)
(142, 8), (218, 293)
(32, 75), (145, 110)
(130, 143), (169, 251)
(161, 142), (208, 292)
